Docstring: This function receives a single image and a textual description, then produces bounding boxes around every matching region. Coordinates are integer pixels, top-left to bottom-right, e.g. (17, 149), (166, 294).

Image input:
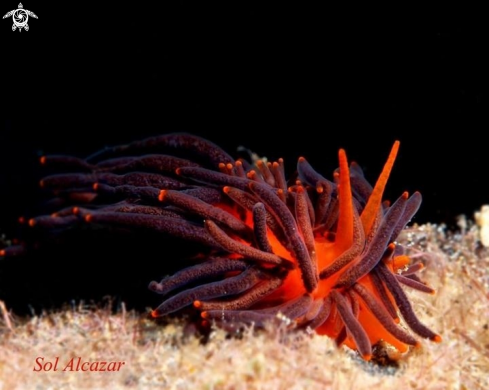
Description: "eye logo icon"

(3, 3), (37, 32)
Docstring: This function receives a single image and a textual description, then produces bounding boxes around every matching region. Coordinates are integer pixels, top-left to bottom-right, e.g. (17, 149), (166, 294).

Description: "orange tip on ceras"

(432, 335), (442, 343)
(158, 190), (168, 202)
(392, 255), (410, 269)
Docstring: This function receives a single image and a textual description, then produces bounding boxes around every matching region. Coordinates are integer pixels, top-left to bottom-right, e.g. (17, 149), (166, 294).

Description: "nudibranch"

(3, 133), (441, 360)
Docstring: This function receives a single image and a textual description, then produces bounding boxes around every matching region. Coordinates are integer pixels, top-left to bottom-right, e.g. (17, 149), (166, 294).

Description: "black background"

(0, 4), (487, 313)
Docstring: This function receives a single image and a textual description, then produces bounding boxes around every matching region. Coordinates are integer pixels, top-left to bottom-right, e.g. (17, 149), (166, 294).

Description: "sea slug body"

(5, 133), (441, 360)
